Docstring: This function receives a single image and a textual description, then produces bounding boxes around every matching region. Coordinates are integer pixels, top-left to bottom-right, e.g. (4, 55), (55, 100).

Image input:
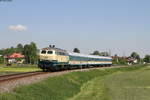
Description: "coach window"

(47, 51), (53, 54)
(41, 50), (46, 54)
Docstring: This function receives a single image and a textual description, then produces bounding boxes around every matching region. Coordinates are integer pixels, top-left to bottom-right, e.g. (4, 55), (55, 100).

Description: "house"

(126, 57), (137, 65)
(4, 53), (25, 65)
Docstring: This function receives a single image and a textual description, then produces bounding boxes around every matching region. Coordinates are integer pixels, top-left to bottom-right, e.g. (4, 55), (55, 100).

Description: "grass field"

(0, 65), (149, 100)
(0, 64), (41, 75)
(70, 66), (150, 100)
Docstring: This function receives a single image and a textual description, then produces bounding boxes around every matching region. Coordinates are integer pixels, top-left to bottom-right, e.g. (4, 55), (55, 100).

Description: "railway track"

(0, 71), (47, 82)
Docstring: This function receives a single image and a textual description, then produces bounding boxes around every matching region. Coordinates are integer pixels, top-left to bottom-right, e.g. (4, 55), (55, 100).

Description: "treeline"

(90, 51), (110, 56)
(0, 42), (38, 64)
(113, 52), (150, 65)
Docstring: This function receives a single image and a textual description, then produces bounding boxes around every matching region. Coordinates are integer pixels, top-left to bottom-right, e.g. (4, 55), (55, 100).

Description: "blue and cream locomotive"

(38, 45), (112, 71)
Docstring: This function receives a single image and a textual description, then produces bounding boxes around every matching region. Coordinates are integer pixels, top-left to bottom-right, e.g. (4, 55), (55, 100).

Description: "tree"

(91, 51), (109, 56)
(114, 54), (118, 57)
(73, 48), (80, 53)
(23, 42), (38, 64)
(23, 44), (30, 64)
(2, 47), (15, 55)
(100, 52), (109, 56)
(144, 55), (150, 63)
(91, 51), (100, 55)
(16, 43), (24, 53)
(0, 56), (4, 64)
(0, 45), (22, 56)
(112, 56), (127, 65)
(131, 52), (140, 59)
(30, 42), (38, 64)
(118, 57), (127, 65)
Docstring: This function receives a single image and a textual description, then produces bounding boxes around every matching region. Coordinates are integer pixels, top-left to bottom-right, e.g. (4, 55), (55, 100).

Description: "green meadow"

(0, 65), (150, 100)
(0, 64), (41, 75)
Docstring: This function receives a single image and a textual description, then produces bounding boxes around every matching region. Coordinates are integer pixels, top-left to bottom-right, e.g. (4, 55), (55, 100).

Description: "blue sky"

(0, 0), (150, 57)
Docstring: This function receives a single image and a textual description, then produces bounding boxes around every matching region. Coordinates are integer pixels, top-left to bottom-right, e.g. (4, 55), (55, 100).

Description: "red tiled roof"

(5, 53), (24, 58)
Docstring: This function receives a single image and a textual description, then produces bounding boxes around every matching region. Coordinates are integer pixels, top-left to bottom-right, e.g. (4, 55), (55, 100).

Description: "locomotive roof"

(42, 47), (67, 53)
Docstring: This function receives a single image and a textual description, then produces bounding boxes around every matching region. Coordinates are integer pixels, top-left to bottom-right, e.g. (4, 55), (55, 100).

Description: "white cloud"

(9, 25), (27, 31)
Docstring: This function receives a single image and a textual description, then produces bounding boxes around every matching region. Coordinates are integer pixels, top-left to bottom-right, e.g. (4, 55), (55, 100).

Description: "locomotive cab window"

(47, 51), (53, 54)
(41, 50), (46, 54)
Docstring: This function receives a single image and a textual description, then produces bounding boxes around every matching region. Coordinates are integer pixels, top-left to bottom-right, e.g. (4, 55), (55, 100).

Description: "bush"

(0, 57), (4, 64)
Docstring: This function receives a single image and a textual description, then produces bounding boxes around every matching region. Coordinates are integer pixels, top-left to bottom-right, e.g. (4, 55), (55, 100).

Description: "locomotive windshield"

(41, 50), (46, 54)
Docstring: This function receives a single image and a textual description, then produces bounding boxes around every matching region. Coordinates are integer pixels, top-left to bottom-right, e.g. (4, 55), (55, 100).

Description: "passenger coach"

(38, 45), (112, 71)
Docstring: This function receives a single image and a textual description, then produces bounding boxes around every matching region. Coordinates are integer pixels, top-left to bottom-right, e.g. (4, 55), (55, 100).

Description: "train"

(38, 45), (112, 71)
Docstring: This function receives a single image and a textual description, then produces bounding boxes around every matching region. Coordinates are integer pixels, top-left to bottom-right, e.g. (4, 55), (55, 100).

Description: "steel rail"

(0, 71), (47, 82)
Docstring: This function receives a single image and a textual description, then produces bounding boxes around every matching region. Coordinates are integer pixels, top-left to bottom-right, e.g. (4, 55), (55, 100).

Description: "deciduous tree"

(73, 48), (80, 53)
(131, 52), (140, 59)
(16, 43), (24, 53)
(144, 55), (150, 63)
(23, 42), (38, 64)
(91, 51), (100, 55)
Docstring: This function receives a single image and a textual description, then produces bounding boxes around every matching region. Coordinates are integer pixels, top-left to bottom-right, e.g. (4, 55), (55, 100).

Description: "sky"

(0, 0), (150, 57)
